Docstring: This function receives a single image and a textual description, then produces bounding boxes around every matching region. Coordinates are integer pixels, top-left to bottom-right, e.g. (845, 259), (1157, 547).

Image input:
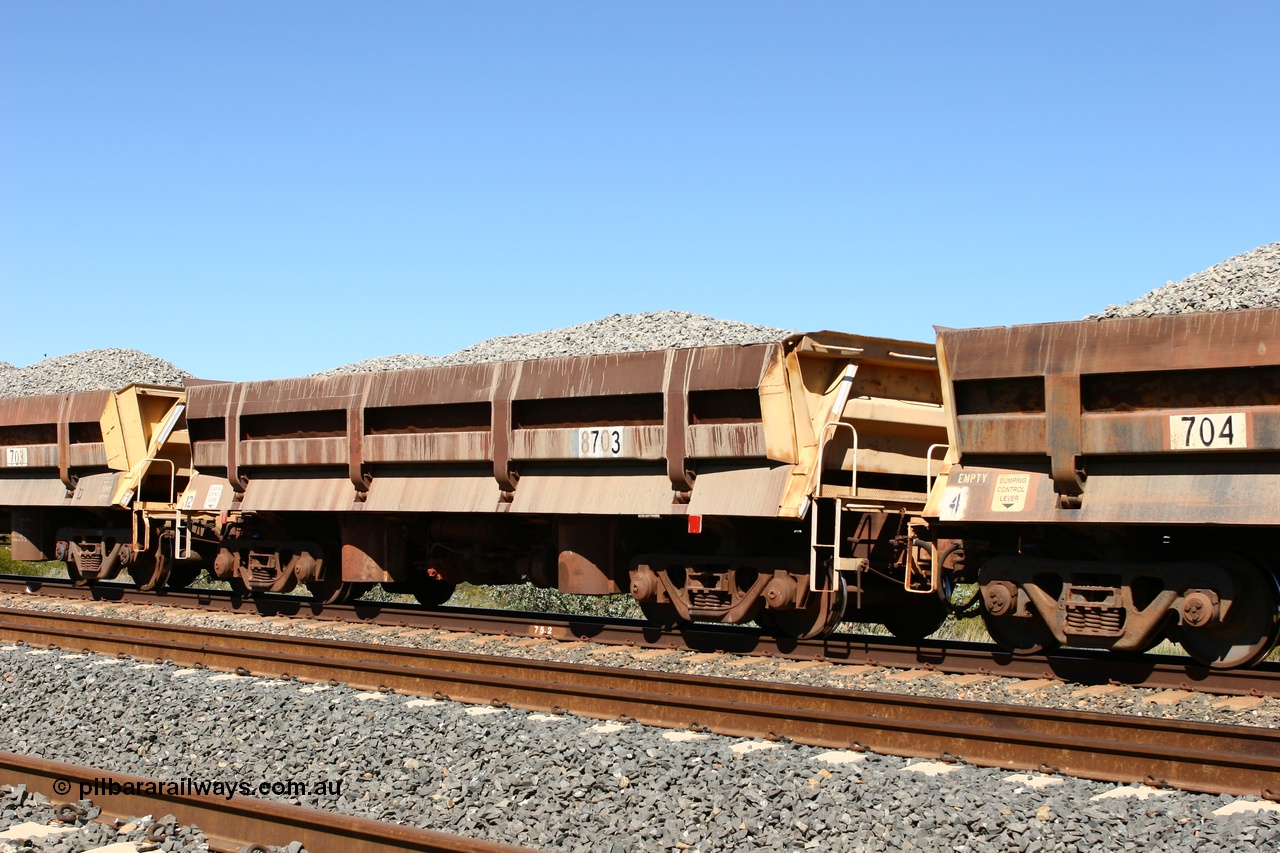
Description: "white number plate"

(5, 447), (28, 467)
(575, 426), (625, 458)
(1169, 412), (1247, 450)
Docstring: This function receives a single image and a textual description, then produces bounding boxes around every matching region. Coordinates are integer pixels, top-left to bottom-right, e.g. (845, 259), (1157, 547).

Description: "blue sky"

(2, 3), (1277, 380)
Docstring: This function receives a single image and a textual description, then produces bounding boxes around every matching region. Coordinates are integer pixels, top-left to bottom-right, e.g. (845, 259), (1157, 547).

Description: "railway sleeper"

(979, 554), (1280, 668)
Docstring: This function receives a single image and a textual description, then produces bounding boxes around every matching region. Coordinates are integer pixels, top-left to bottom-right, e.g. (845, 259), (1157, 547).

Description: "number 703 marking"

(575, 426), (625, 458)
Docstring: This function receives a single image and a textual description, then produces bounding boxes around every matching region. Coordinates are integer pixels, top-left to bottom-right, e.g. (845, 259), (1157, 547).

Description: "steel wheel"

(164, 562), (204, 590)
(307, 581), (373, 606)
(410, 579), (456, 608)
(640, 601), (682, 629)
(980, 607), (1061, 655)
(128, 554), (170, 592)
(1127, 619), (1173, 654)
(881, 592), (949, 642)
(65, 561), (90, 589)
(379, 579), (456, 607)
(756, 574), (847, 640)
(977, 565), (1060, 655)
(1175, 557), (1280, 669)
(225, 575), (253, 598)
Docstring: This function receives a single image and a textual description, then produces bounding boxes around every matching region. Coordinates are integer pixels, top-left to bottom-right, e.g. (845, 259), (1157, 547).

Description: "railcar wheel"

(977, 565), (1060, 655)
(129, 554), (169, 592)
(980, 607), (1060, 655)
(1125, 617), (1173, 655)
(639, 601), (682, 629)
(164, 562), (203, 590)
(881, 593), (949, 642)
(307, 581), (373, 606)
(410, 579), (456, 608)
(1175, 557), (1280, 669)
(65, 563), (89, 589)
(225, 576), (252, 598)
(756, 575), (847, 640)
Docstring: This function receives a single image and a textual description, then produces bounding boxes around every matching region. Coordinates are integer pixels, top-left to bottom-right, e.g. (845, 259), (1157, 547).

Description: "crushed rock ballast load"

(0, 312), (790, 397)
(0, 349), (192, 398)
(1092, 241), (1280, 319)
(8, 242), (1280, 399)
(314, 310), (792, 377)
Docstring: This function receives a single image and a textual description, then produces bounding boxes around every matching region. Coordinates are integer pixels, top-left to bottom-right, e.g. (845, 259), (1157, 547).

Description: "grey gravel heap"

(0, 644), (1275, 852)
(310, 353), (443, 377)
(1093, 241), (1280, 319)
(11, 241), (1280, 396)
(314, 311), (791, 376)
(0, 350), (191, 398)
(437, 311), (791, 366)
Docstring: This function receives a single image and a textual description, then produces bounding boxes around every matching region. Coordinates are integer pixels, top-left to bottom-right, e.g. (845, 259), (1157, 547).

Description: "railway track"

(4, 574), (1278, 699)
(0, 752), (534, 853)
(1, 605), (1277, 800)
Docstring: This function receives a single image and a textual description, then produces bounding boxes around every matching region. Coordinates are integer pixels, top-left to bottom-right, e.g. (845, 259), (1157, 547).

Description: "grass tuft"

(451, 583), (643, 619)
(0, 546), (62, 578)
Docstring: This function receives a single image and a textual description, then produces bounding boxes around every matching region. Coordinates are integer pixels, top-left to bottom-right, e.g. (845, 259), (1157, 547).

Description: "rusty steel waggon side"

(2, 385), (191, 589)
(6, 309), (1280, 667)
(0, 333), (950, 642)
(924, 309), (1280, 668)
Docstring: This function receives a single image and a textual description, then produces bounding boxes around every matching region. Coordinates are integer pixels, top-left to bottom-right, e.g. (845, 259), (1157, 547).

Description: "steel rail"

(0, 752), (537, 853)
(1, 607), (1277, 799)
(3, 575), (1278, 698)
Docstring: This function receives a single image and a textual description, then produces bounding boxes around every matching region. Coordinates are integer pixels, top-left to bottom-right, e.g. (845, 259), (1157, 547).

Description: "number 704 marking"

(1168, 412), (1248, 450)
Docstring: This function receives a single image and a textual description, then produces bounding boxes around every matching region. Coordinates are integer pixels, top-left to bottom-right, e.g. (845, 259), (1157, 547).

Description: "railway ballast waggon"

(923, 308), (1280, 668)
(5, 308), (1280, 669)
(0, 332), (951, 642)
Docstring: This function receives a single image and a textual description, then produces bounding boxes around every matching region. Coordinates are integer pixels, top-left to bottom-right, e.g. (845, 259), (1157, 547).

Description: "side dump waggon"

(924, 309), (1280, 667)
(1, 332), (949, 640)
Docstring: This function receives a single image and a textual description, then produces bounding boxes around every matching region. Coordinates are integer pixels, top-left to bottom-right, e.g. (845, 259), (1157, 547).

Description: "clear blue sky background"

(2, 3), (1277, 381)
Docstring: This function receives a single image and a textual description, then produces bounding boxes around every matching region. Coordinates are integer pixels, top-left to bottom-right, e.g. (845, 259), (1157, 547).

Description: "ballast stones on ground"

(1093, 241), (1280, 319)
(0, 644), (1276, 852)
(0, 785), (214, 853)
(3, 591), (1276, 732)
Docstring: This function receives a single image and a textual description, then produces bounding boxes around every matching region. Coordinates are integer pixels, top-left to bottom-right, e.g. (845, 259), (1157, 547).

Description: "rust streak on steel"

(1, 608), (1278, 799)
(0, 752), (538, 853)
(3, 576), (1279, 698)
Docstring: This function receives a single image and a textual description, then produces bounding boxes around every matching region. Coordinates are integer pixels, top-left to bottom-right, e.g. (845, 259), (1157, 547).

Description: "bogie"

(967, 551), (1280, 666)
